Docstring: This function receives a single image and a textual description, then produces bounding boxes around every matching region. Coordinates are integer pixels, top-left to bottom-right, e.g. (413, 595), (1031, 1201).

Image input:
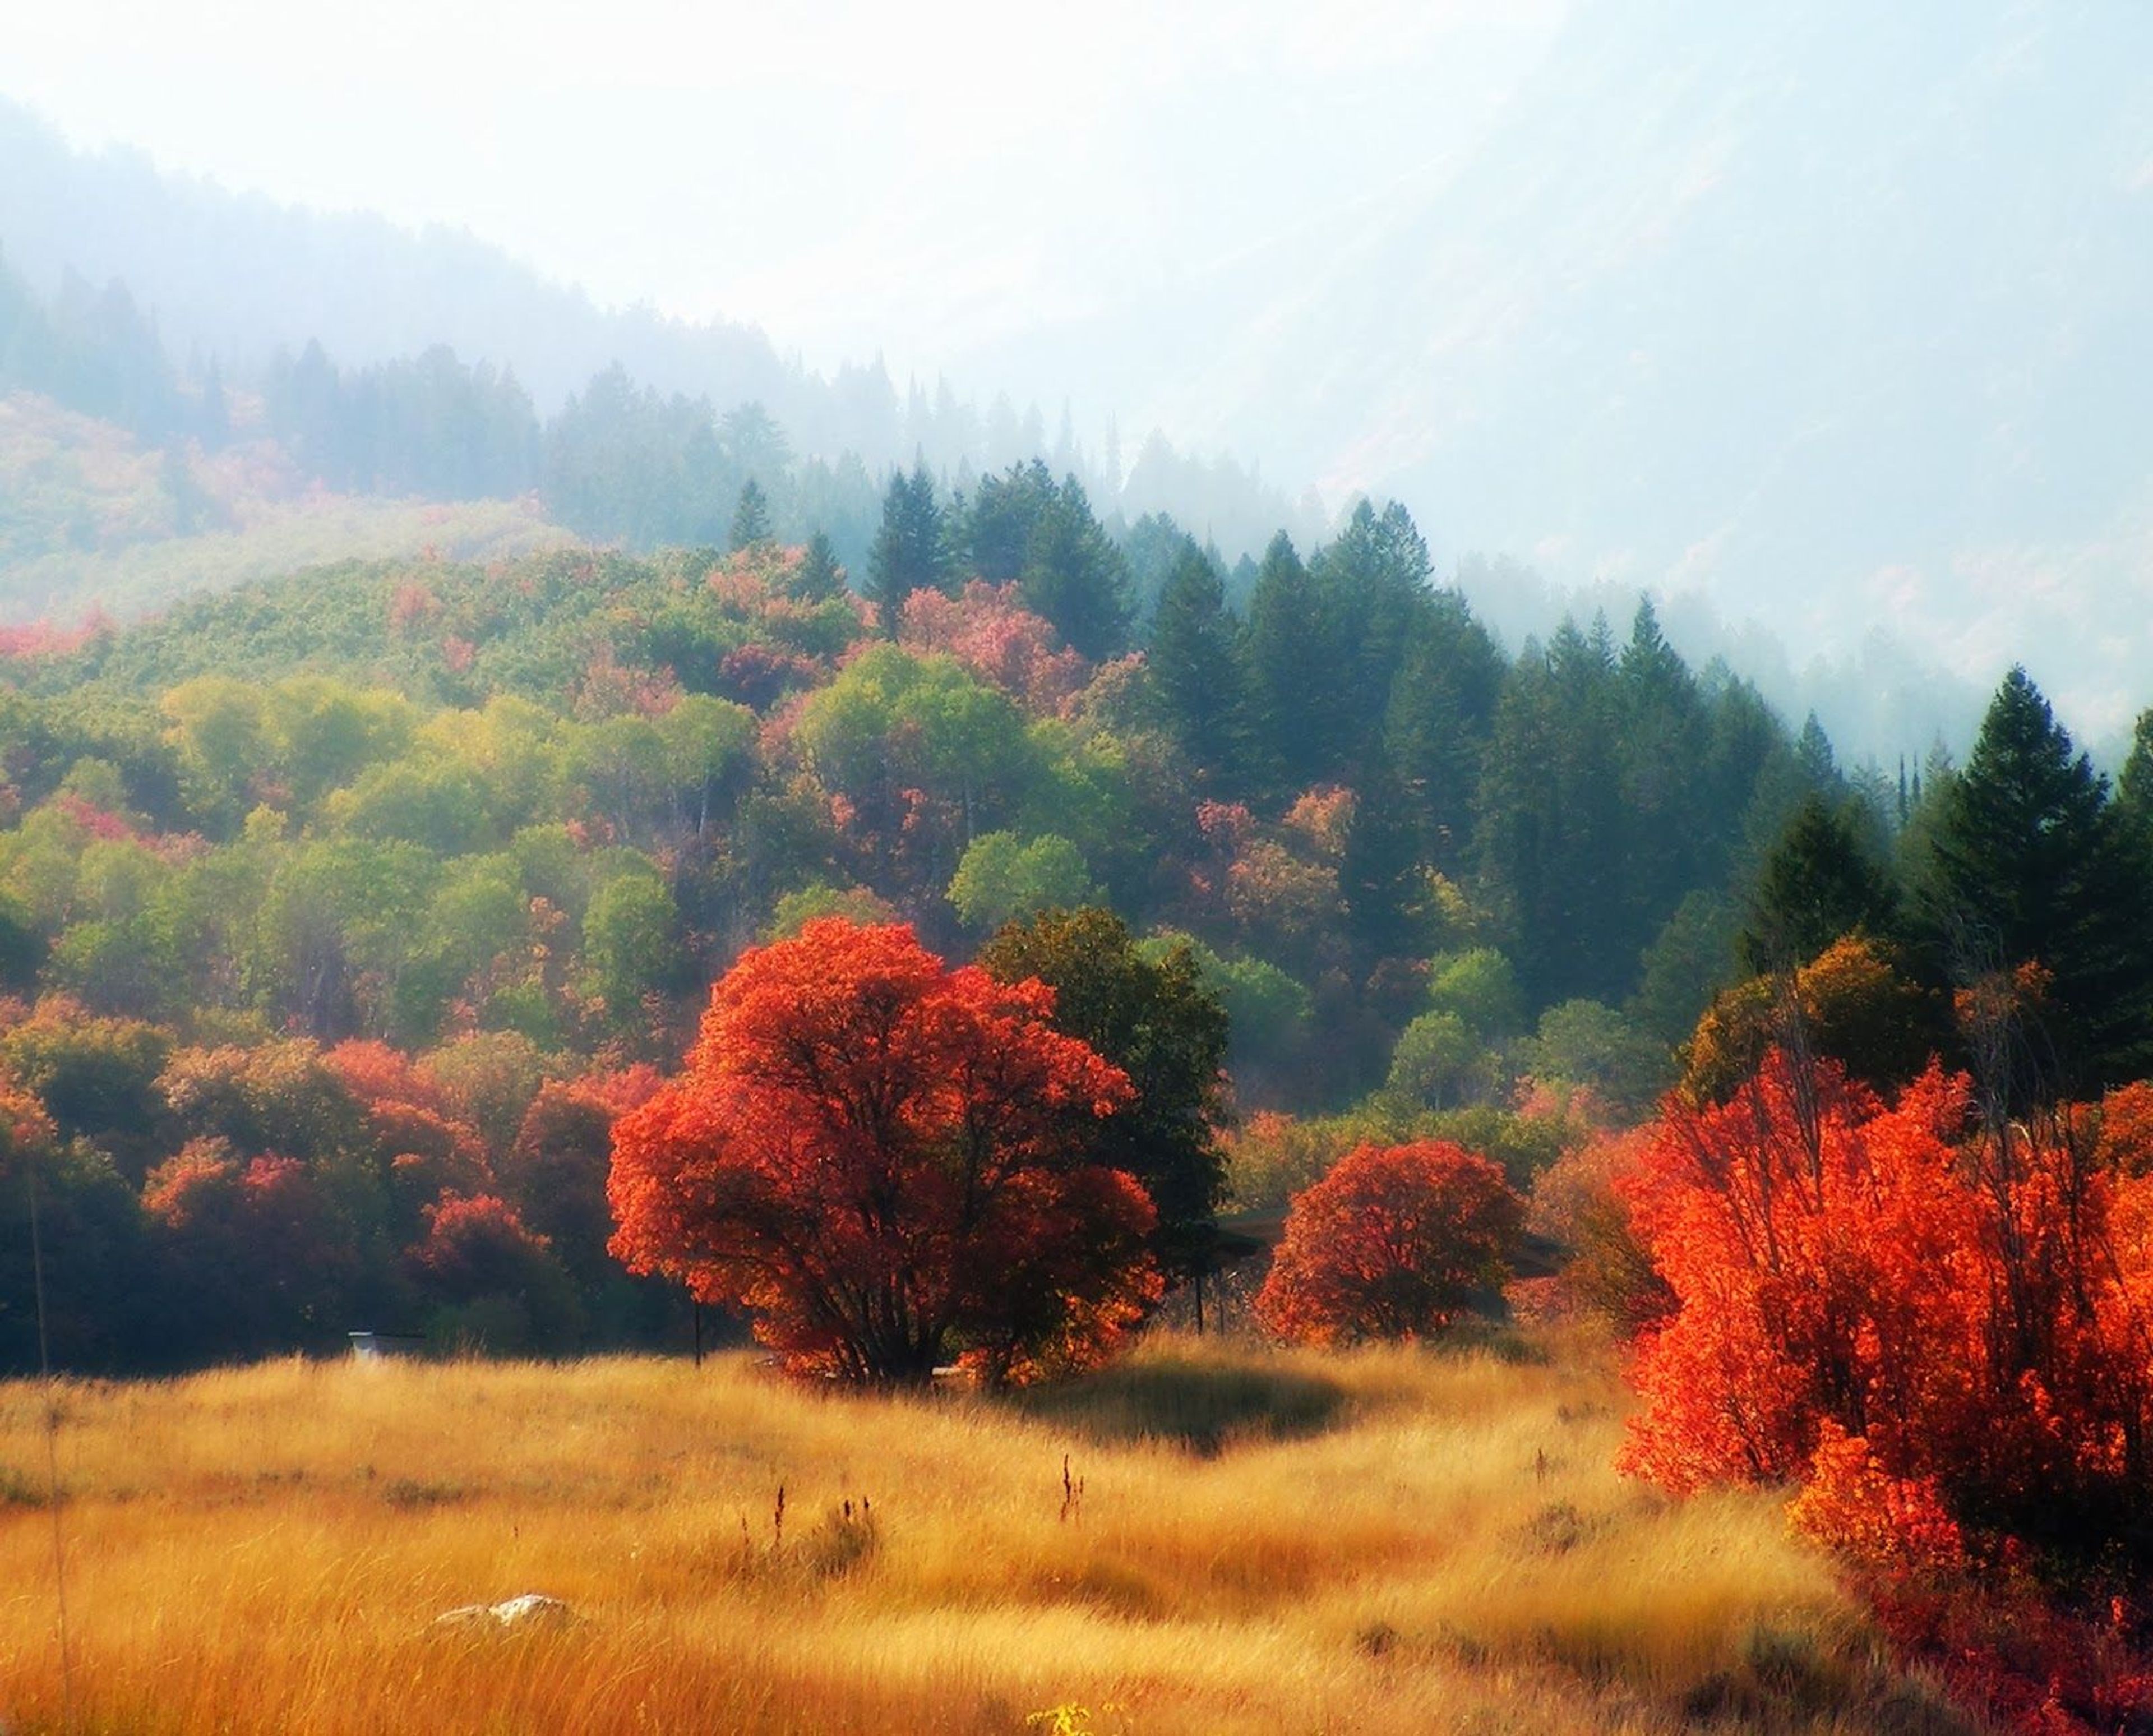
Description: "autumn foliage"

(1610, 1042), (2153, 1725)
(607, 917), (1161, 1384)
(1254, 1140), (1522, 1347)
(1621, 1049), (2153, 1547)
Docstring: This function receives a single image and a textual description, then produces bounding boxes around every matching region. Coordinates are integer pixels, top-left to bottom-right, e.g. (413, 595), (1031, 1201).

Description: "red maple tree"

(607, 917), (1160, 1384)
(1254, 1140), (1523, 1347)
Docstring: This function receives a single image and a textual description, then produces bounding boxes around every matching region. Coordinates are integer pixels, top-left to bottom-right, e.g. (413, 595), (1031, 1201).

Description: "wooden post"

(692, 1300), (704, 1368)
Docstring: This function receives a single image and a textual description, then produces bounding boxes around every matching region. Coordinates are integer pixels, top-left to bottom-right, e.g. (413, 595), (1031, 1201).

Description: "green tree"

(1473, 621), (1627, 1008)
(1520, 1000), (1669, 1115)
(1917, 666), (2153, 1090)
(980, 908), (1230, 1281)
(580, 871), (681, 1031)
(1738, 791), (1900, 975)
(866, 463), (946, 635)
(1339, 752), (1425, 961)
(1310, 498), (1432, 750)
(1381, 590), (1506, 871)
(788, 529), (846, 603)
(1241, 533), (1339, 795)
(1146, 541), (1243, 775)
(1019, 475), (1131, 661)
(946, 832), (1095, 931)
(1424, 947), (1526, 1041)
(729, 477), (773, 551)
(1384, 1010), (1495, 1109)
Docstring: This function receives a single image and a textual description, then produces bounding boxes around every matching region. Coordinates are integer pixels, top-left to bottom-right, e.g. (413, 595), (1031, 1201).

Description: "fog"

(6, 0), (2150, 751)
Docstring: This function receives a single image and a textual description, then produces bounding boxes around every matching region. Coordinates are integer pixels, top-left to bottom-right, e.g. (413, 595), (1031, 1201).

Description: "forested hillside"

(11, 432), (2145, 1391)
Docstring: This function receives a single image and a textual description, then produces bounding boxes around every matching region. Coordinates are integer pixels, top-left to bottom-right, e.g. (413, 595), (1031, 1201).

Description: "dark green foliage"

(1310, 498), (1433, 752)
(789, 530), (847, 603)
(269, 340), (540, 500)
(1339, 751), (1424, 961)
(1240, 532), (1337, 795)
(1146, 540), (1244, 775)
(1474, 620), (1628, 1006)
(1738, 792), (1901, 975)
(1018, 475), (1131, 661)
(961, 459), (1059, 582)
(0, 1143), (155, 1373)
(1382, 591), (1507, 870)
(958, 463), (1131, 659)
(978, 907), (1230, 1281)
(867, 463), (947, 635)
(1916, 666), (2153, 1090)
(729, 477), (773, 551)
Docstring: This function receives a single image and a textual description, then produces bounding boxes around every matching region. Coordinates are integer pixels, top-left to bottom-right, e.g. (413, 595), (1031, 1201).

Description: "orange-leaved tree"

(1254, 1140), (1522, 1346)
(607, 917), (1161, 1385)
(1620, 1045), (2153, 1575)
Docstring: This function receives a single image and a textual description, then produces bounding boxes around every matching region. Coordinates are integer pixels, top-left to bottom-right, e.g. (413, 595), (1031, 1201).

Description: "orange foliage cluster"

(1619, 1047), (2153, 1730)
(1255, 1141), (1522, 1347)
(608, 917), (1162, 1385)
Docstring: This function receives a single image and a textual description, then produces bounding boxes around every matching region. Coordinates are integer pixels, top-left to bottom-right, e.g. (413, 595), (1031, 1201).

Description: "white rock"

(433, 1593), (575, 1631)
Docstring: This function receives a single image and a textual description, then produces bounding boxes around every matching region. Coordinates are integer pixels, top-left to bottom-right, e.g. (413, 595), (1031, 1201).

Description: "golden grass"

(0, 1333), (1967, 1734)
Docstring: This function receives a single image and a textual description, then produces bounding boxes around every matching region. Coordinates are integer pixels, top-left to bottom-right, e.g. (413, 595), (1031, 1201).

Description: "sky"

(8, 0), (1565, 379)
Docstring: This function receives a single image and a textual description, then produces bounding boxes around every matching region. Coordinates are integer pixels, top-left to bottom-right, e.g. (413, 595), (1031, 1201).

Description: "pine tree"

(1738, 792), (1900, 975)
(1340, 750), (1425, 961)
(962, 459), (1057, 582)
(1920, 667), (2153, 1089)
(1311, 498), (1433, 750)
(1380, 590), (1506, 872)
(1473, 621), (1630, 1007)
(1241, 533), (1345, 796)
(1146, 542), (1243, 777)
(1019, 475), (1131, 661)
(866, 463), (946, 636)
(729, 477), (773, 551)
(789, 529), (846, 603)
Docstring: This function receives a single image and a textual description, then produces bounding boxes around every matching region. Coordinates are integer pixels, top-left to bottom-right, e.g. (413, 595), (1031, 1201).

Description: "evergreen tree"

(1738, 792), (1900, 975)
(1311, 498), (1432, 749)
(1473, 621), (1627, 1008)
(866, 463), (946, 636)
(962, 459), (1057, 582)
(1146, 541), (1243, 777)
(789, 529), (846, 603)
(1380, 590), (1505, 871)
(1615, 599), (1708, 957)
(1919, 667), (2153, 1089)
(729, 477), (773, 551)
(1339, 750), (1425, 961)
(1241, 533), (1343, 795)
(1019, 475), (1131, 661)
(2115, 708), (2153, 845)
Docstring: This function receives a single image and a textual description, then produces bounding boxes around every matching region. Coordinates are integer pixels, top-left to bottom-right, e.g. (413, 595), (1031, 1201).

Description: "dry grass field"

(0, 1333), (1970, 1734)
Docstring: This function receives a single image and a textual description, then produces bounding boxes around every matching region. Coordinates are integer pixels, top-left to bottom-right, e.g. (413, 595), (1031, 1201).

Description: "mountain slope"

(956, 0), (2153, 733)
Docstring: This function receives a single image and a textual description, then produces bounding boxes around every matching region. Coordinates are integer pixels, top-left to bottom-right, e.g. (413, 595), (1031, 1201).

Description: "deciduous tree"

(1255, 1140), (1522, 1346)
(607, 918), (1159, 1384)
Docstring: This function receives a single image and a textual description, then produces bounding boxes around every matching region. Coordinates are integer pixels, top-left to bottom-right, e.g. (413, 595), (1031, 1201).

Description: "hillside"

(0, 390), (575, 622)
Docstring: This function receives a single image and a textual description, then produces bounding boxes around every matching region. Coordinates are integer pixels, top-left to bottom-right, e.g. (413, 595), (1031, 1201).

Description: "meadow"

(0, 1333), (1969, 1734)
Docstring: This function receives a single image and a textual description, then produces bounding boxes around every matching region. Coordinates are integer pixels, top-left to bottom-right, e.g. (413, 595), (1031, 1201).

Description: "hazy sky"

(11, 0), (1564, 377)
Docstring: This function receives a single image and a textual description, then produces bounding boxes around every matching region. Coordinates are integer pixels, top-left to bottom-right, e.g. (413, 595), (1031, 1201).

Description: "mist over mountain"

(3, 0), (2148, 764)
(946, 0), (2152, 745)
